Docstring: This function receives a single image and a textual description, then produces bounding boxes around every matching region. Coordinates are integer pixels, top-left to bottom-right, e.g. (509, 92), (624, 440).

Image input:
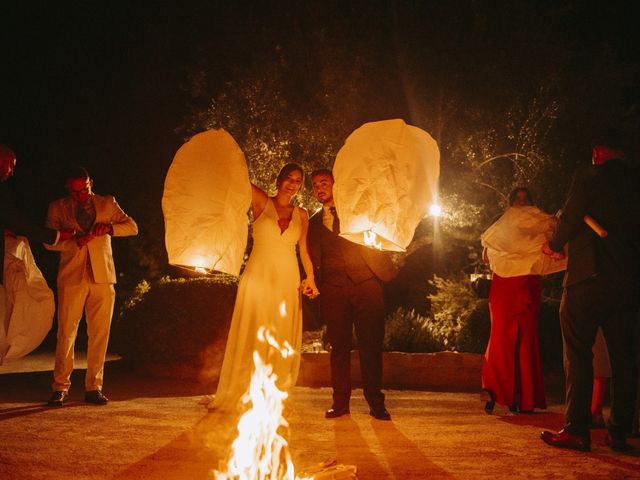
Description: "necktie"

(329, 206), (340, 234)
(76, 201), (95, 234)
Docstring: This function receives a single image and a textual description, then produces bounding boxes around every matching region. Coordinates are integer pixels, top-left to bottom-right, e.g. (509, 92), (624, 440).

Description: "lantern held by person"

(332, 119), (440, 252)
(162, 129), (252, 276)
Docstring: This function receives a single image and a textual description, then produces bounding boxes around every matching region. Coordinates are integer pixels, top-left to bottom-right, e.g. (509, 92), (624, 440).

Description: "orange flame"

(363, 230), (382, 250)
(213, 324), (311, 480)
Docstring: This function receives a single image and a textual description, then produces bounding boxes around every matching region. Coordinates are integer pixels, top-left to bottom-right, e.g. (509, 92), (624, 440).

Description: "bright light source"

(429, 204), (442, 217)
(363, 230), (383, 250)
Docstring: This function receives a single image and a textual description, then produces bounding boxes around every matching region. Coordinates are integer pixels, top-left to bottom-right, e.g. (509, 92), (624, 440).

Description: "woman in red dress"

(481, 188), (547, 413)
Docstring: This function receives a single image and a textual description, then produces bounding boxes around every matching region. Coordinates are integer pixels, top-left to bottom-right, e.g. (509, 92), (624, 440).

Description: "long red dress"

(482, 273), (546, 411)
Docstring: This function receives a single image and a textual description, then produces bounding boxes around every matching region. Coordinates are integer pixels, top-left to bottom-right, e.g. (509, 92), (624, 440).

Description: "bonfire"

(212, 326), (356, 480)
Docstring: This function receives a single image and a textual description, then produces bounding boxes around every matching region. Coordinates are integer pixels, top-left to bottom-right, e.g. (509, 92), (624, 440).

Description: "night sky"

(2, 1), (639, 283)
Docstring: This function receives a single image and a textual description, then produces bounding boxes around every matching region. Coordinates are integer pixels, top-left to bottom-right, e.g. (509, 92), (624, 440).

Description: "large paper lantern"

(0, 236), (55, 364)
(481, 206), (567, 277)
(333, 119), (440, 251)
(162, 129), (252, 276)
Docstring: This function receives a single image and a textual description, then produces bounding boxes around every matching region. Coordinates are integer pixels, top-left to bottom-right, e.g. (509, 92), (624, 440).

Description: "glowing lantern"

(333, 119), (440, 252)
(162, 129), (252, 276)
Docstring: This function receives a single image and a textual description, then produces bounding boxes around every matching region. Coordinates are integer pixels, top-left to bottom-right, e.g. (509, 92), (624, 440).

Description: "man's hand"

(542, 241), (565, 260)
(91, 222), (112, 236)
(58, 228), (76, 242)
(76, 234), (94, 247)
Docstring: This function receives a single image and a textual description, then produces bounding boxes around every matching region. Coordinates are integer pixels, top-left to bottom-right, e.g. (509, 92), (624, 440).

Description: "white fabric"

(333, 119), (440, 251)
(0, 236), (55, 364)
(162, 129), (252, 276)
(209, 199), (303, 411)
(481, 206), (567, 277)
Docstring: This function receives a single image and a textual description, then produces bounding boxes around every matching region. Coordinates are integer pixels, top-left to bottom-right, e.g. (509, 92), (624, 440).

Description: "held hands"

(76, 224), (111, 246)
(542, 241), (565, 260)
(300, 278), (320, 299)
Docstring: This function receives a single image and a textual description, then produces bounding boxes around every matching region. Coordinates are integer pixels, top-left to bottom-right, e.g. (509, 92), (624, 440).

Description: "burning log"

(297, 459), (357, 479)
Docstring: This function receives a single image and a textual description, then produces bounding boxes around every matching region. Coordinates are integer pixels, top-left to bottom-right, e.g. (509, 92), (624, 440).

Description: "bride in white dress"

(207, 163), (319, 411)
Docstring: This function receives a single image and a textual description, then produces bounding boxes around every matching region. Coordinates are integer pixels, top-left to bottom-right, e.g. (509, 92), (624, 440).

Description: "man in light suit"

(305, 169), (397, 420)
(45, 167), (138, 406)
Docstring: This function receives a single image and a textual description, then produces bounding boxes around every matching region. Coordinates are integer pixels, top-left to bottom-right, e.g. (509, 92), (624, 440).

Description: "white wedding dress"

(208, 198), (303, 411)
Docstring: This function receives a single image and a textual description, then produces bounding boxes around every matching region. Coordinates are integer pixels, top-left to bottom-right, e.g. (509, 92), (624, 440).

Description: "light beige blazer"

(45, 194), (138, 286)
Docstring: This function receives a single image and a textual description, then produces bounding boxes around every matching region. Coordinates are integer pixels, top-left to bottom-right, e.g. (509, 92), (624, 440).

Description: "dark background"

(2, 1), (639, 292)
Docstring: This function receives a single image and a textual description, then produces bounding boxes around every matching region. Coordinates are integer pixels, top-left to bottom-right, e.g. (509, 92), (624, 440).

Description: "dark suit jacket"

(548, 160), (640, 288)
(0, 182), (57, 282)
(307, 209), (397, 286)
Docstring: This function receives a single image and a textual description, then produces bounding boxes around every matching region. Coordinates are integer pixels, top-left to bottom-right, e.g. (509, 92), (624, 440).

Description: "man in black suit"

(305, 168), (397, 420)
(540, 142), (640, 452)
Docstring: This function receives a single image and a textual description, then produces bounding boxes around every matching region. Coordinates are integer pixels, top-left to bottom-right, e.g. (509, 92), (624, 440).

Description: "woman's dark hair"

(276, 163), (304, 189)
(508, 187), (534, 206)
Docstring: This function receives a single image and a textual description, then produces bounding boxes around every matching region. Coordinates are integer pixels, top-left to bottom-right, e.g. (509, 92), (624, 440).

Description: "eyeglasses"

(69, 182), (91, 194)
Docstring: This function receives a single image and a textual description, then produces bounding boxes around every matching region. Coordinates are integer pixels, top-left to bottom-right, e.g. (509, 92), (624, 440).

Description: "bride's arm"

(251, 183), (268, 220)
(298, 208), (320, 298)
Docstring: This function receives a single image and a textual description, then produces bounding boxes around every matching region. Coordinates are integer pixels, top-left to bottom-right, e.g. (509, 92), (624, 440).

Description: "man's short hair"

(311, 168), (334, 181)
(66, 166), (90, 181)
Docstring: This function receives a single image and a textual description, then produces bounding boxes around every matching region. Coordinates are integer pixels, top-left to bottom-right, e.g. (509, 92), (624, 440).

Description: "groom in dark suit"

(306, 168), (397, 420)
(540, 141), (640, 452)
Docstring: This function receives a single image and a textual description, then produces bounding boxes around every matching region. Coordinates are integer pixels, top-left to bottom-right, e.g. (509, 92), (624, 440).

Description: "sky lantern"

(162, 129), (252, 276)
(0, 237), (55, 364)
(333, 119), (440, 251)
(481, 206), (567, 277)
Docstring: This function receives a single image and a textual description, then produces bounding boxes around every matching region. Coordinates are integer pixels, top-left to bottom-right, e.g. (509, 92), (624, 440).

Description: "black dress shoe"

(47, 391), (68, 407)
(605, 432), (632, 452)
(325, 406), (350, 419)
(85, 390), (109, 405)
(483, 389), (496, 414)
(369, 406), (391, 421)
(540, 429), (590, 452)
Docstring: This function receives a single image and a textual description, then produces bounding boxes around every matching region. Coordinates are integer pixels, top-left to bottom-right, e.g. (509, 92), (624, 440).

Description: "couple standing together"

(207, 164), (396, 420)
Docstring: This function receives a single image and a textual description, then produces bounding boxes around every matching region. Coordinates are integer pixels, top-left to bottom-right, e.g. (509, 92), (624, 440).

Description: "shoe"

(604, 432), (632, 452)
(85, 390), (109, 405)
(483, 389), (496, 414)
(47, 391), (68, 407)
(540, 429), (590, 452)
(325, 406), (350, 419)
(369, 406), (391, 421)
(590, 412), (606, 429)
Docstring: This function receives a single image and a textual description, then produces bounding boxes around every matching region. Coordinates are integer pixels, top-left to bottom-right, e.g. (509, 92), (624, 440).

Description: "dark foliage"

(112, 275), (237, 370)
